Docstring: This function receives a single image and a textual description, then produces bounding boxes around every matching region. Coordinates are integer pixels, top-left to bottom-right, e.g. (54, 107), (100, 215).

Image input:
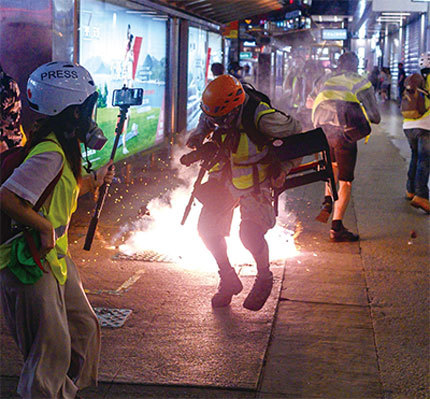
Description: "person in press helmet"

(308, 51), (381, 241)
(0, 61), (115, 398)
(183, 75), (302, 312)
(401, 52), (430, 213)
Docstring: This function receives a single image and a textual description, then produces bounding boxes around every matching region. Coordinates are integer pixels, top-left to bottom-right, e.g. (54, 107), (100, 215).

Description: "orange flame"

(119, 182), (298, 272)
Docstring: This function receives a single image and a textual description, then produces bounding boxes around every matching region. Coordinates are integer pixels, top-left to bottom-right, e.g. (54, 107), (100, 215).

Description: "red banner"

(132, 36), (142, 80)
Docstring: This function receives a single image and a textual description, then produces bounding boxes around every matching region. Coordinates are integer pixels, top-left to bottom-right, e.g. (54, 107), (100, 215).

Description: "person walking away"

(183, 75), (302, 311)
(398, 62), (406, 106)
(385, 67), (392, 100)
(308, 52), (381, 241)
(0, 64), (25, 153)
(0, 61), (115, 398)
(368, 66), (379, 92)
(287, 61), (305, 111)
(379, 67), (391, 102)
(401, 53), (430, 213)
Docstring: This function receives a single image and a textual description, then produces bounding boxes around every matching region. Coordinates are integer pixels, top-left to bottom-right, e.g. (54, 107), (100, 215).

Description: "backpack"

(0, 140), (63, 244)
(401, 73), (427, 119)
(241, 83), (276, 149)
(242, 82), (272, 106)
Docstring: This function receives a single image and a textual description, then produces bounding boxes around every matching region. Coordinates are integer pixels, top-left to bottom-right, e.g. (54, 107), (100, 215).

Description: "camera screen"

(112, 88), (144, 106)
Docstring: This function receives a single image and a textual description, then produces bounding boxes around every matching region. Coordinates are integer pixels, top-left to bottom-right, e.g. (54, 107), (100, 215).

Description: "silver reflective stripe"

(322, 84), (350, 92)
(232, 163), (266, 178)
(57, 253), (66, 259)
(352, 79), (370, 93)
(54, 225), (67, 240)
(232, 165), (252, 178)
(233, 134), (269, 166)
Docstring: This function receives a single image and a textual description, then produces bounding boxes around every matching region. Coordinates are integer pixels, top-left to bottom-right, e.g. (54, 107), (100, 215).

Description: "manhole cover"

(94, 307), (132, 328)
(113, 250), (174, 263)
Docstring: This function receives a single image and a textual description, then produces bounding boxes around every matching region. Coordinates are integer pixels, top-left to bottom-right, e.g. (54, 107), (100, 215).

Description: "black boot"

(211, 268), (243, 308)
(243, 271), (273, 311)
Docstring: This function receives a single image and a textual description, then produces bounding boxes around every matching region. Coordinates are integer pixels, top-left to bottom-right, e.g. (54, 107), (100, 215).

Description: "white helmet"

(27, 61), (96, 116)
(419, 52), (430, 69)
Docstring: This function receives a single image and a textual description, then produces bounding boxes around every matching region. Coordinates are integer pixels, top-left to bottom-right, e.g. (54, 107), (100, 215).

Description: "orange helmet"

(201, 75), (245, 117)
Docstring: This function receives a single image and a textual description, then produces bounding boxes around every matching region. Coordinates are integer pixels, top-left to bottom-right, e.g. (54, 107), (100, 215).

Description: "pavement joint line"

(255, 263), (286, 394)
(358, 247), (385, 396)
(279, 297), (369, 308)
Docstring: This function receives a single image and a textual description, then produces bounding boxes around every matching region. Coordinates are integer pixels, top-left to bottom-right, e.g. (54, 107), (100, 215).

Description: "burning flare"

(119, 149), (298, 272)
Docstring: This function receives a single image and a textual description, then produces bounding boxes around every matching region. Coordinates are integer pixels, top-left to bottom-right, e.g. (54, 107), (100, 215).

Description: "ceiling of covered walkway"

(154, 0), (362, 25)
(150, 0), (424, 44)
(157, 0), (286, 24)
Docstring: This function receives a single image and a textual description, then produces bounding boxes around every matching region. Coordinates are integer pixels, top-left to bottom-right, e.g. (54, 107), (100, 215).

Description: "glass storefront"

(207, 31), (223, 80)
(79, 0), (167, 170)
(186, 26), (222, 129)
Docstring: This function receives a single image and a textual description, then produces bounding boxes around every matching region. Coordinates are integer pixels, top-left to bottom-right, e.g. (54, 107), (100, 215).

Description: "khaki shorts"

(197, 178), (276, 238)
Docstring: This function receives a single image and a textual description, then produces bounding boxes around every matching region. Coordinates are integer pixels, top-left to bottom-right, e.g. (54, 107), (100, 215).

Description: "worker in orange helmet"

(183, 75), (302, 311)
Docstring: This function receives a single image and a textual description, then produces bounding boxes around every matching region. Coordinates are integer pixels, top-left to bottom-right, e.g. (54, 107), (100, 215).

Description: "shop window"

(79, 0), (167, 170)
(187, 26), (222, 129)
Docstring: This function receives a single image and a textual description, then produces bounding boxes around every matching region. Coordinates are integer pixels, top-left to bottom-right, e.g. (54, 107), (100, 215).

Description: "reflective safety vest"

(25, 134), (79, 284)
(211, 100), (275, 190)
(312, 72), (372, 126)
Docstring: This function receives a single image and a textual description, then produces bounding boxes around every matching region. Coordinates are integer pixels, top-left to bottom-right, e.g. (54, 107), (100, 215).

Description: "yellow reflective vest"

(0, 133), (79, 284)
(312, 72), (372, 126)
(211, 101), (275, 190)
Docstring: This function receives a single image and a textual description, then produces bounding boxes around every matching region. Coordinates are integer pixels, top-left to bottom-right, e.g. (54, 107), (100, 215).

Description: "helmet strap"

(82, 141), (94, 174)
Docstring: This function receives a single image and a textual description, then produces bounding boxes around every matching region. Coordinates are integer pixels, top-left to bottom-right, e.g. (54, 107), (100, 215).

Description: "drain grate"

(93, 307), (132, 328)
(113, 250), (175, 263)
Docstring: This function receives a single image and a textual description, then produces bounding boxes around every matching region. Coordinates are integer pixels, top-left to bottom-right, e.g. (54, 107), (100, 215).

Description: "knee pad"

(240, 220), (266, 254)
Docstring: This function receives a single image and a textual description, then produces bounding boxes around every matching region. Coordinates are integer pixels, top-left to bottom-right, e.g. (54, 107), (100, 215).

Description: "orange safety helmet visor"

(201, 75), (245, 117)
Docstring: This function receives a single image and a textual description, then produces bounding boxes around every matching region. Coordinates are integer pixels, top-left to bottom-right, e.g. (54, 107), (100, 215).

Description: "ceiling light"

(377, 17), (402, 21)
(381, 12), (410, 15)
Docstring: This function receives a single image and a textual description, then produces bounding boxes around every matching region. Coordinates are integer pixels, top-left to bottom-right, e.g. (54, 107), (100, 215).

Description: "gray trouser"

(0, 256), (101, 398)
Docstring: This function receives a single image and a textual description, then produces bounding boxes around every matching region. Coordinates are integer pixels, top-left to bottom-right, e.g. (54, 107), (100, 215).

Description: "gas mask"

(206, 106), (241, 129)
(76, 92), (107, 150)
(84, 120), (107, 150)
